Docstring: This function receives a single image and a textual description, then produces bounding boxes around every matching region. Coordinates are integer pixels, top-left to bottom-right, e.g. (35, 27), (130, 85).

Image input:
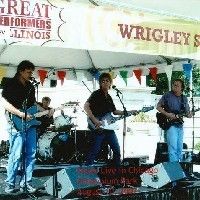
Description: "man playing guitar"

(84, 73), (137, 168)
(157, 79), (192, 162)
(1, 60), (38, 193)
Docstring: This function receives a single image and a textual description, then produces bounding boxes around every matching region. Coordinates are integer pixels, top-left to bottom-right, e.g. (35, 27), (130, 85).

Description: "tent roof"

(74, 0), (200, 20)
(0, 43), (184, 71)
(0, 0), (197, 70)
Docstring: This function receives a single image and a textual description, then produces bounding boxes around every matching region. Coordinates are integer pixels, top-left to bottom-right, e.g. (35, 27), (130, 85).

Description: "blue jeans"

(166, 125), (183, 162)
(5, 125), (36, 186)
(86, 130), (121, 166)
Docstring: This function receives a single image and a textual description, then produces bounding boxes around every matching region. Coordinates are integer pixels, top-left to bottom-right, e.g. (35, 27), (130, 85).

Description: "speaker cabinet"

(44, 166), (101, 198)
(154, 142), (188, 164)
(140, 162), (185, 189)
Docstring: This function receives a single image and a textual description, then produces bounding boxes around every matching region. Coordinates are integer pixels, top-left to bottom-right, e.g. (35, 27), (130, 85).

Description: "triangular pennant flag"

(149, 67), (158, 81)
(120, 70), (128, 85)
(133, 69), (142, 84)
(0, 66), (7, 82)
(164, 65), (173, 90)
(37, 69), (47, 86)
(94, 71), (100, 81)
(183, 63), (192, 80)
(57, 70), (66, 85)
(109, 71), (117, 80)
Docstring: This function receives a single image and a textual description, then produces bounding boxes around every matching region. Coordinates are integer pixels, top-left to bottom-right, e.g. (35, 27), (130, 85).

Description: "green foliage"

(192, 64), (200, 96)
(146, 71), (184, 95)
(146, 65), (200, 96)
(194, 142), (200, 151)
(130, 112), (155, 122)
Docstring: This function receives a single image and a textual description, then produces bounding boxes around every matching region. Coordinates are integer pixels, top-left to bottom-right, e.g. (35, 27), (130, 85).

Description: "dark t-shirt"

(36, 102), (54, 134)
(2, 77), (36, 109)
(87, 89), (116, 118)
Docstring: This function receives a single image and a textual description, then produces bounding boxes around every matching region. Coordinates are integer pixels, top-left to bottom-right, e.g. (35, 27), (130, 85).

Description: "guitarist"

(36, 96), (54, 136)
(84, 73), (137, 168)
(1, 60), (38, 193)
(157, 79), (192, 162)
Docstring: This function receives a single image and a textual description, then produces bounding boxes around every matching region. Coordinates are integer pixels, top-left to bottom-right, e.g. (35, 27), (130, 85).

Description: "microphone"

(30, 77), (40, 85)
(112, 85), (122, 94)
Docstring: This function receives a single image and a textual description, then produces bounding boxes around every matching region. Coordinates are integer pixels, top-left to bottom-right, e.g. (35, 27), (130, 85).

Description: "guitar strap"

(180, 94), (185, 113)
(6, 111), (19, 132)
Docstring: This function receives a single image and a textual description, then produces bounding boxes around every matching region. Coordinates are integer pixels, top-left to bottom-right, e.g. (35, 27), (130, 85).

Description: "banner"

(1, 1), (200, 59)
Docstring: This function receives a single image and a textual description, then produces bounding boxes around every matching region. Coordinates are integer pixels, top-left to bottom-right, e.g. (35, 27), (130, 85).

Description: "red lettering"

(182, 32), (190, 45)
(1, 0), (52, 18)
(21, 0), (30, 16)
(146, 27), (152, 41)
(173, 31), (182, 44)
(133, 25), (145, 40)
(152, 29), (163, 42)
(194, 34), (200, 47)
(163, 29), (173, 43)
(32, 3), (42, 18)
(118, 24), (134, 39)
(8, 0), (17, 15)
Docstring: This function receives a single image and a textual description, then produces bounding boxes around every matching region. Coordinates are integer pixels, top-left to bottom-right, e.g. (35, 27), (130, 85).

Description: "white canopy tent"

(0, 0), (200, 157)
(0, 0), (199, 74)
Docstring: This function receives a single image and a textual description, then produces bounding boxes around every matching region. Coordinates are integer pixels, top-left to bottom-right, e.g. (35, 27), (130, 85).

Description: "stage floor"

(1, 160), (200, 199)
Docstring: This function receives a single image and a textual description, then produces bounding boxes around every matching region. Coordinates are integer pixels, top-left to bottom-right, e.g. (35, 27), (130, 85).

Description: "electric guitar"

(87, 106), (154, 131)
(156, 108), (200, 130)
(11, 104), (68, 131)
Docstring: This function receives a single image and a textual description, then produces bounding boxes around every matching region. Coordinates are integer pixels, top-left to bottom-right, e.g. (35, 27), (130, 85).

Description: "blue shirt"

(158, 91), (190, 114)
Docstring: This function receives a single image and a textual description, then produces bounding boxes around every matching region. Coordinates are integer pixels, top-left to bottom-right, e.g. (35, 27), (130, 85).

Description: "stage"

(1, 160), (200, 200)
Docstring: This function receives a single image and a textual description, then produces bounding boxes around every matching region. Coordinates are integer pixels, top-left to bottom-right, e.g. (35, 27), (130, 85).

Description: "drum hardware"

(54, 113), (74, 132)
(37, 131), (75, 164)
(66, 104), (85, 164)
(64, 101), (80, 108)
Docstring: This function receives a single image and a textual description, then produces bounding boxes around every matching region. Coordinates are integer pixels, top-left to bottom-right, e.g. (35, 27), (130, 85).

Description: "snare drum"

(54, 115), (73, 132)
(37, 131), (74, 163)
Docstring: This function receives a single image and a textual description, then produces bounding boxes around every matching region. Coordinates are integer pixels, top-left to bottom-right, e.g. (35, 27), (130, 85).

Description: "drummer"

(36, 96), (54, 136)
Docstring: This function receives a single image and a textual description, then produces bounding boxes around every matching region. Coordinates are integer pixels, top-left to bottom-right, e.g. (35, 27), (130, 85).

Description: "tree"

(146, 65), (200, 96)
(192, 64), (200, 96)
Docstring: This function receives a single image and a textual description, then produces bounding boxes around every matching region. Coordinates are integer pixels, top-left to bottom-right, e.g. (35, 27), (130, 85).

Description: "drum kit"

(36, 101), (85, 164)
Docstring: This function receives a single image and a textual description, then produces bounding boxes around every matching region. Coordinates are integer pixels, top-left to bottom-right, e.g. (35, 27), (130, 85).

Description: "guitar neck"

(34, 107), (61, 118)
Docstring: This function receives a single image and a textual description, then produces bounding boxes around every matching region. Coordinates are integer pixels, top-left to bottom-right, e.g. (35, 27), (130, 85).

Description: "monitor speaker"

(140, 162), (185, 189)
(154, 142), (188, 164)
(44, 166), (102, 198)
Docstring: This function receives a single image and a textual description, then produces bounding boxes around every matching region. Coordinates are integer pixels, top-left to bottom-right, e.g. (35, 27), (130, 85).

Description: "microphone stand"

(21, 83), (37, 199)
(115, 91), (127, 161)
(190, 90), (195, 174)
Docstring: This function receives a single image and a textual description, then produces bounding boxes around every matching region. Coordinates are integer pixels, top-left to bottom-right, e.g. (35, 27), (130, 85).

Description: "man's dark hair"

(16, 60), (35, 76)
(173, 78), (185, 91)
(99, 73), (112, 84)
(42, 96), (51, 102)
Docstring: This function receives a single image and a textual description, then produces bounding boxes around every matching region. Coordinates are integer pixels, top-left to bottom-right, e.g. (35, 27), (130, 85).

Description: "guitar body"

(12, 106), (41, 131)
(88, 106), (154, 131)
(87, 113), (120, 131)
(156, 113), (172, 130)
(156, 112), (183, 130)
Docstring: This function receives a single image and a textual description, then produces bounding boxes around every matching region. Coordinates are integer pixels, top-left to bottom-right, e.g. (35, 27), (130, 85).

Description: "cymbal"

(64, 101), (80, 105)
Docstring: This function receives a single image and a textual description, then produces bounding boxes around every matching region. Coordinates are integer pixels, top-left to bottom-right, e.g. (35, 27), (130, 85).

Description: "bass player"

(157, 79), (192, 162)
